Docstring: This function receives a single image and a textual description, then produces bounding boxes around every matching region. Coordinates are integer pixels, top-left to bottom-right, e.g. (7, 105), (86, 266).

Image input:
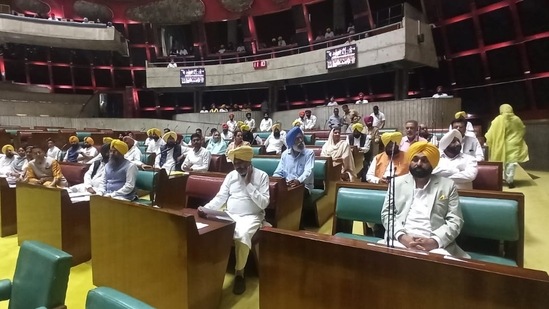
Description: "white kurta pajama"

(69, 161), (106, 193)
(182, 148), (211, 172)
(432, 153), (478, 190)
(0, 155), (14, 176)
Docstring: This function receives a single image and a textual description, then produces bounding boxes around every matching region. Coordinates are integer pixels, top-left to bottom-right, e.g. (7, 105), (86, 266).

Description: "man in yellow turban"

(366, 132), (409, 184)
(0, 144), (15, 176)
(145, 128), (164, 154)
(154, 131), (189, 172)
(77, 137), (99, 164)
(485, 103), (529, 188)
(449, 110), (475, 134)
(347, 123), (370, 181)
(380, 140), (469, 258)
(64, 136), (82, 163)
(95, 139), (138, 200)
(199, 145), (269, 295)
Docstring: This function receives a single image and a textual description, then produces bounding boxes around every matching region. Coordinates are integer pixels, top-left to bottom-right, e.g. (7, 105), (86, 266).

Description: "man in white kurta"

(182, 134), (211, 172)
(432, 129), (478, 190)
(221, 124), (234, 141)
(244, 113), (256, 132)
(451, 119), (484, 161)
(145, 128), (165, 154)
(77, 137), (99, 164)
(69, 144), (110, 194)
(303, 110), (317, 130)
(227, 114), (237, 132)
(259, 113), (273, 132)
(123, 136), (144, 168)
(0, 145), (15, 176)
(46, 139), (61, 160)
(201, 146), (269, 295)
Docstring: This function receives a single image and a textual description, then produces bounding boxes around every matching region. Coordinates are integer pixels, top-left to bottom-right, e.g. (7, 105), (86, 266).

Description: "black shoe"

(508, 182), (515, 189)
(233, 275), (246, 295)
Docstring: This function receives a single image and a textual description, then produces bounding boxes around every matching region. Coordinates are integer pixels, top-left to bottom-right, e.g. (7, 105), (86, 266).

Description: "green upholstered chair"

(76, 132), (92, 141)
(0, 240), (72, 309)
(303, 134), (314, 145)
(255, 132), (271, 140)
(251, 157), (278, 176)
(135, 170), (157, 206)
(314, 140), (326, 146)
(136, 140), (146, 147)
(310, 159), (328, 202)
(137, 145), (147, 154)
(140, 153), (156, 166)
(86, 287), (154, 309)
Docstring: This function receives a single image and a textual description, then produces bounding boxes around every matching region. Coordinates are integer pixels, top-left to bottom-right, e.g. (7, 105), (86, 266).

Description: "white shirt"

(356, 99), (369, 104)
(200, 109), (209, 113)
(124, 146), (143, 167)
(167, 62), (177, 68)
(370, 112), (386, 128)
(219, 108), (228, 112)
(227, 120), (237, 132)
(182, 148), (211, 172)
(244, 119), (256, 131)
(293, 118), (305, 130)
(145, 138), (165, 154)
(47, 146), (61, 160)
(278, 40), (286, 47)
(221, 131), (233, 141)
(449, 122), (475, 134)
(366, 155), (394, 184)
(260, 118), (273, 131)
(461, 135), (484, 161)
(432, 93), (449, 98)
(97, 161), (138, 200)
(327, 101), (338, 106)
(154, 145), (187, 172)
(83, 161), (106, 190)
(304, 115), (317, 130)
(78, 147), (99, 164)
(265, 134), (287, 154)
(218, 48), (226, 53)
(432, 153), (478, 190)
(0, 155), (14, 176)
(204, 168), (270, 247)
(347, 135), (370, 153)
(401, 182), (440, 245)
(179, 49), (188, 56)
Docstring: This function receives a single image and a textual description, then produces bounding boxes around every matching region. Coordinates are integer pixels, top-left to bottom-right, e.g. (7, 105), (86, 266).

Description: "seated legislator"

(346, 123), (371, 182)
(206, 130), (228, 155)
(452, 118), (484, 161)
(122, 136), (144, 168)
(273, 127), (315, 210)
(432, 130), (478, 190)
(145, 128), (165, 154)
(242, 125), (263, 146)
(321, 127), (356, 181)
(380, 141), (470, 258)
(69, 143), (110, 194)
(24, 147), (68, 188)
(10, 147), (28, 179)
(97, 140), (138, 200)
(0, 145), (15, 176)
(78, 137), (99, 164)
(64, 135), (81, 163)
(46, 138), (61, 160)
(182, 133), (211, 172)
(226, 130), (251, 163)
(366, 132), (409, 184)
(399, 120), (427, 152)
(200, 146), (270, 295)
(448, 111), (475, 134)
(264, 123), (287, 155)
(154, 131), (189, 172)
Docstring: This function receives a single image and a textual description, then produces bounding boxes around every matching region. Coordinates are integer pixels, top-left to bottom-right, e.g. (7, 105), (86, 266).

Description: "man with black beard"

(380, 141), (469, 258)
(64, 136), (81, 163)
(366, 132), (409, 184)
(347, 123), (371, 182)
(97, 140), (137, 200)
(264, 123), (286, 155)
(153, 131), (189, 172)
(432, 129), (478, 190)
(77, 137), (99, 164)
(199, 146), (269, 295)
(145, 128), (165, 154)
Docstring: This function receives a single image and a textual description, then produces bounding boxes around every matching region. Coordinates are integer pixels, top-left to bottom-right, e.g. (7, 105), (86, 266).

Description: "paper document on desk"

(197, 207), (234, 223)
(68, 192), (91, 203)
(196, 222), (208, 229)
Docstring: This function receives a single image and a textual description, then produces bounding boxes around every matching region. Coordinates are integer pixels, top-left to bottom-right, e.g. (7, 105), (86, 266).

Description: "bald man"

(380, 141), (469, 258)
(199, 146), (270, 295)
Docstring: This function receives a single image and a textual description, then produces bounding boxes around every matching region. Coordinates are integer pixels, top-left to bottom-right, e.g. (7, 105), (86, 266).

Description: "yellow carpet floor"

(1, 167), (548, 308)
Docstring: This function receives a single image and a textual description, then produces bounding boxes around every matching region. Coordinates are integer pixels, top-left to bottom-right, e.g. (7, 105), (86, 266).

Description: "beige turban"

(84, 137), (94, 145)
(380, 132), (403, 147)
(69, 136), (79, 144)
(455, 111), (467, 119)
(110, 140), (129, 155)
(351, 123), (364, 133)
(272, 123), (281, 131)
(228, 145), (254, 162)
(147, 128), (161, 136)
(162, 131), (177, 142)
(2, 144), (14, 155)
(407, 141), (440, 168)
(438, 129), (462, 151)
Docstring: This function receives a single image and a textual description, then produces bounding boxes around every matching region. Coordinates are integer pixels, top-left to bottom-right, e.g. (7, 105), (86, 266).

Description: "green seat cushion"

(138, 145), (147, 153)
(251, 158), (278, 176)
(313, 160), (327, 180)
(334, 232), (382, 243)
(135, 199), (152, 206)
(137, 140), (146, 147)
(256, 132), (271, 140)
(252, 147), (262, 155)
(136, 171), (156, 191)
(335, 187), (385, 224)
(76, 132), (91, 140)
(460, 197), (519, 241)
(304, 134), (314, 145)
(86, 287), (154, 309)
(315, 140), (326, 146)
(467, 252), (518, 267)
(183, 136), (191, 144)
(310, 188), (325, 203)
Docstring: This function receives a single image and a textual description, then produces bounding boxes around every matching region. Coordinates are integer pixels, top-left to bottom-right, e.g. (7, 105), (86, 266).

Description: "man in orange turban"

(380, 141), (469, 258)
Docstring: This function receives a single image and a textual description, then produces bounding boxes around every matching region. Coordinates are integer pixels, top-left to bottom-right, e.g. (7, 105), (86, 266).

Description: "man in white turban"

(432, 129), (478, 190)
(199, 146), (269, 295)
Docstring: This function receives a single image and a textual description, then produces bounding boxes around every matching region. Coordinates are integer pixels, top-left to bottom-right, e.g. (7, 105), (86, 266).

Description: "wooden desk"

(153, 169), (188, 211)
(16, 182), (91, 265)
(0, 178), (16, 237)
(90, 196), (235, 309)
(259, 228), (549, 309)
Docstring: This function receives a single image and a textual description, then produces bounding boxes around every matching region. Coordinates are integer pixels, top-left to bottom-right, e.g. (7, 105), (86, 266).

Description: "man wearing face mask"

(64, 136), (81, 163)
(432, 129), (478, 190)
(264, 123), (287, 155)
(259, 112), (273, 132)
(380, 141), (469, 258)
(77, 137), (99, 164)
(199, 146), (270, 295)
(366, 132), (409, 184)
(273, 127), (315, 224)
(145, 128), (165, 154)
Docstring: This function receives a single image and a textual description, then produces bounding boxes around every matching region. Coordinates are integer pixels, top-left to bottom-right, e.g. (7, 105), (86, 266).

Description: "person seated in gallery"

(64, 135), (81, 163)
(24, 146), (68, 188)
(206, 130), (228, 155)
(366, 132), (409, 184)
(264, 123), (287, 155)
(432, 85), (449, 98)
(380, 141), (470, 258)
(78, 137), (99, 164)
(69, 144), (110, 194)
(199, 146), (270, 295)
(432, 129), (478, 190)
(97, 140), (138, 200)
(321, 127), (355, 181)
(181, 134), (211, 172)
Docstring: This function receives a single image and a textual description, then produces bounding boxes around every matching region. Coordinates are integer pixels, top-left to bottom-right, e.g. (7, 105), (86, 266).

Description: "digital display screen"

(325, 44), (357, 69)
(180, 68), (206, 85)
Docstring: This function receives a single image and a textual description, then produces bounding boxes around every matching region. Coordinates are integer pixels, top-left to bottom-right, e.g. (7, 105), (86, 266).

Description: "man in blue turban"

(273, 127), (315, 227)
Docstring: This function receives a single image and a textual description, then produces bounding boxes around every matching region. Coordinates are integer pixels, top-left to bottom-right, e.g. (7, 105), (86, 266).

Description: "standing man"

(303, 110), (317, 130)
(451, 118), (484, 162)
(244, 113), (256, 132)
(399, 120), (427, 152)
(260, 112), (273, 132)
(273, 127), (315, 225)
(380, 141), (469, 258)
(432, 130), (478, 190)
(327, 107), (344, 129)
(485, 103), (529, 188)
(227, 113), (237, 132)
(200, 146), (270, 295)
(97, 140), (138, 200)
(370, 106), (386, 129)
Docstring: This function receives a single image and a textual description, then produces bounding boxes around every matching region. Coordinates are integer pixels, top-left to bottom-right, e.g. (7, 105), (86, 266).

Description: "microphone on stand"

(386, 142), (397, 248)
